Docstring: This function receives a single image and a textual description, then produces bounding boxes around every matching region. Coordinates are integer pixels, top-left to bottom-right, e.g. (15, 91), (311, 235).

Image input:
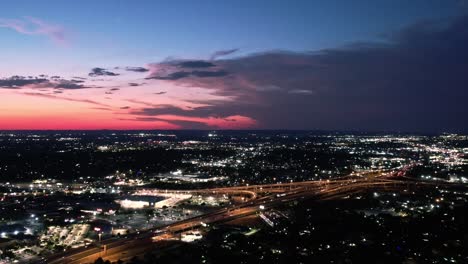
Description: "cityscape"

(1, 1), (468, 263)
(0, 131), (467, 263)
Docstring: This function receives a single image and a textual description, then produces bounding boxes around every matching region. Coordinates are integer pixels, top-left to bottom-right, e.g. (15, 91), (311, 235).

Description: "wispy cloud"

(210, 48), (239, 60)
(288, 89), (314, 95)
(23, 92), (111, 107)
(121, 114), (256, 129)
(0, 16), (67, 44)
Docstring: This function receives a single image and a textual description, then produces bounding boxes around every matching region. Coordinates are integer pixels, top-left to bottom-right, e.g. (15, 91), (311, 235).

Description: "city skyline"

(1, 0), (467, 132)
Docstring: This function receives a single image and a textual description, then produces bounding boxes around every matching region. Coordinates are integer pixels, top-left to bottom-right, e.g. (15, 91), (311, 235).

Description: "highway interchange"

(42, 168), (462, 264)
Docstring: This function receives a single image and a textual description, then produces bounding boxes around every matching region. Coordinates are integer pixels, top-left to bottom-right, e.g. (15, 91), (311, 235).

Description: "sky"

(0, 0), (467, 132)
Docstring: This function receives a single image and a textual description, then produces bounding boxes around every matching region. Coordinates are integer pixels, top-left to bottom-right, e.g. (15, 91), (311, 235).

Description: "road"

(43, 169), (462, 264)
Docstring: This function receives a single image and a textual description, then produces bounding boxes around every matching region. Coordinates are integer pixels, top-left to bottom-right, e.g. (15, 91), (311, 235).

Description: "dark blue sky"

(0, 0), (467, 132)
(0, 0), (463, 64)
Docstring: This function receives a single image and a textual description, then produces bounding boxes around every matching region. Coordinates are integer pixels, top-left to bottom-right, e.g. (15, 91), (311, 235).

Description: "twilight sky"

(1, 0), (467, 132)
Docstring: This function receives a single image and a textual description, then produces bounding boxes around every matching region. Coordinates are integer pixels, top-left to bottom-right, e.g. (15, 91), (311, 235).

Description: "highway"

(43, 169), (463, 264)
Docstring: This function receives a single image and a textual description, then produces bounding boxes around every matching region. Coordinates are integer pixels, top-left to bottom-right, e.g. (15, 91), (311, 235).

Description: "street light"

(94, 227), (102, 242)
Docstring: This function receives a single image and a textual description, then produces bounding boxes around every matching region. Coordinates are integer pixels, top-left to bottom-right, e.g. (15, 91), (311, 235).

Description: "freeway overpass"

(43, 170), (462, 264)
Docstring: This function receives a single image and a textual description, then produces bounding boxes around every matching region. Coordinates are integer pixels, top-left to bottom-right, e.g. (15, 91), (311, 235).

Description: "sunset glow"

(1, 1), (467, 132)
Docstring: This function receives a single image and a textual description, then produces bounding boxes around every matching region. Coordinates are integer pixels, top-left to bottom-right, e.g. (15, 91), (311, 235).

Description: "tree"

(128, 256), (141, 264)
(94, 257), (105, 264)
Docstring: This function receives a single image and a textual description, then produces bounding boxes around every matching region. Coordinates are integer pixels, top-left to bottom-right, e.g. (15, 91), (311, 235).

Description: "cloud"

(155, 114), (256, 129)
(125, 99), (156, 107)
(125, 67), (149, 72)
(255, 85), (282, 92)
(125, 100), (193, 112)
(23, 92), (111, 107)
(141, 15), (468, 132)
(146, 70), (228, 80)
(91, 107), (113, 111)
(123, 114), (256, 129)
(0, 76), (95, 90)
(147, 71), (191, 80)
(288, 89), (314, 95)
(0, 76), (48, 88)
(127, 100), (257, 129)
(145, 59), (229, 80)
(191, 70), (228, 77)
(105, 87), (121, 94)
(89, 67), (119, 77)
(177, 60), (215, 68)
(210, 48), (239, 60)
(126, 101), (257, 129)
(130, 105), (199, 116)
(6, 15), (467, 131)
(54, 80), (91, 89)
(0, 17), (66, 44)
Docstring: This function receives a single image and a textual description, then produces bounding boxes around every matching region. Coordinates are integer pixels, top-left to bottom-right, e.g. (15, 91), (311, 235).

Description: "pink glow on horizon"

(0, 92), (175, 130)
(0, 116), (181, 130)
(150, 114), (257, 129)
(0, 81), (257, 129)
